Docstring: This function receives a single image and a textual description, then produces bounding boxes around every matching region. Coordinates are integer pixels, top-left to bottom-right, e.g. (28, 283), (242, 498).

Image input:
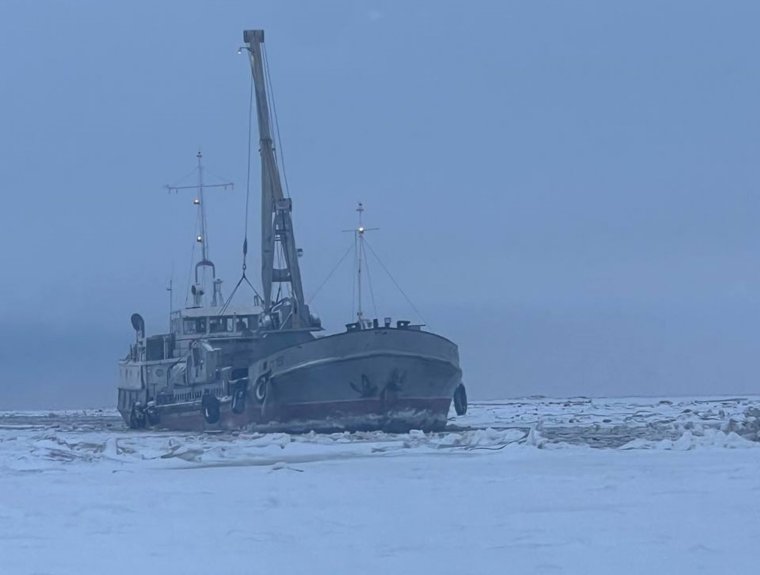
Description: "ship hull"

(119, 327), (462, 433)
(250, 328), (462, 431)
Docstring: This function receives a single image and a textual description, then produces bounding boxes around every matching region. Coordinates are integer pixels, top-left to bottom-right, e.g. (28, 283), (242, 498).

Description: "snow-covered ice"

(1, 396), (759, 574)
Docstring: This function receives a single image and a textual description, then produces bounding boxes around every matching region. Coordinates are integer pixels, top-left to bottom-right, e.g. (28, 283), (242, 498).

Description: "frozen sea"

(2, 396), (759, 574)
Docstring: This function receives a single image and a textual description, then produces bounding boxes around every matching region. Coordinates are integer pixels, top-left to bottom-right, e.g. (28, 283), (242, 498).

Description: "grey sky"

(1, 1), (758, 408)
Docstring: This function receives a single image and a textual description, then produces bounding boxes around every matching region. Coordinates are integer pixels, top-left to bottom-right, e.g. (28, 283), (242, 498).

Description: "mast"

(356, 203), (364, 322)
(347, 202), (378, 323)
(167, 278), (173, 331)
(196, 151), (209, 265)
(166, 152), (233, 307)
(243, 29), (308, 326)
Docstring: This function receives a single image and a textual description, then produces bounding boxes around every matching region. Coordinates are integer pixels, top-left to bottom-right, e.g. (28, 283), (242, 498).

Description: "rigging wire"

(363, 238), (428, 326)
(218, 273), (261, 316)
(242, 72), (254, 273)
(307, 241), (355, 305)
(168, 165), (200, 189)
(205, 169), (236, 187)
(262, 43), (291, 197)
(218, 71), (262, 316)
(361, 238), (379, 318)
(349, 234), (361, 321)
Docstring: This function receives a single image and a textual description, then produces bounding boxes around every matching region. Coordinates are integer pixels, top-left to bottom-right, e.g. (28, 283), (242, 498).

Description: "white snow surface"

(2, 396), (760, 574)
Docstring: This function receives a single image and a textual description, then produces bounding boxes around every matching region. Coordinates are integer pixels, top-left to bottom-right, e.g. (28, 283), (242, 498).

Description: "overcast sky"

(1, 1), (758, 409)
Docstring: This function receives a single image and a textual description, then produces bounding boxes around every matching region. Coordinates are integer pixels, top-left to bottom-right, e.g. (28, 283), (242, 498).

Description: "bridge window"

(184, 318), (207, 334)
(209, 317), (232, 333)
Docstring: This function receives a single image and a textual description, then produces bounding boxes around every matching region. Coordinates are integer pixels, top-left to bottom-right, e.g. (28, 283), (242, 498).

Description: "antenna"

(166, 277), (173, 331)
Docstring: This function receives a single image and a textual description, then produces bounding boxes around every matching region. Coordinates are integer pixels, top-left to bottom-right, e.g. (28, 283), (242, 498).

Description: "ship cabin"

(170, 304), (263, 352)
(118, 303), (263, 412)
(124, 304), (263, 365)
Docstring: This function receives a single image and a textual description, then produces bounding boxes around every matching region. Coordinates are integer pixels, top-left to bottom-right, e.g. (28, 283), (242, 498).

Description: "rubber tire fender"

(231, 386), (247, 415)
(254, 375), (269, 404)
(145, 406), (161, 426)
(129, 405), (146, 429)
(453, 383), (468, 416)
(201, 394), (221, 424)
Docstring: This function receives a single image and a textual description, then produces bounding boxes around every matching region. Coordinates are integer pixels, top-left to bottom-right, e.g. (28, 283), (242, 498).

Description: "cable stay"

(307, 240), (355, 305)
(363, 237), (428, 327)
(262, 42), (291, 198)
(304, 202), (426, 327)
(361, 237), (379, 319)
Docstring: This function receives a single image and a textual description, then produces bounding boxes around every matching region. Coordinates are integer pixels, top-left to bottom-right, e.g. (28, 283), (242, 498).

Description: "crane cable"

(219, 69), (261, 316)
(262, 43), (291, 198)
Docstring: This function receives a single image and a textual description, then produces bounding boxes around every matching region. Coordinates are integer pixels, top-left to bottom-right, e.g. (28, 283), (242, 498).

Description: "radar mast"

(166, 151), (233, 307)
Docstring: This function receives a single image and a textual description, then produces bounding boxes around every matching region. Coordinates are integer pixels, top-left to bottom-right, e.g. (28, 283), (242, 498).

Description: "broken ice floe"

(1, 396), (758, 472)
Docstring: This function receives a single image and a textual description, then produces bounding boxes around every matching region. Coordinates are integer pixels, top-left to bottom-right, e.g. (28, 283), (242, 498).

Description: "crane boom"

(243, 29), (307, 325)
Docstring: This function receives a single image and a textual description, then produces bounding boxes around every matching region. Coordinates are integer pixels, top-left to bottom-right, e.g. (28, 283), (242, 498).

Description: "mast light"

(196, 235), (203, 243)
(193, 198), (200, 205)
